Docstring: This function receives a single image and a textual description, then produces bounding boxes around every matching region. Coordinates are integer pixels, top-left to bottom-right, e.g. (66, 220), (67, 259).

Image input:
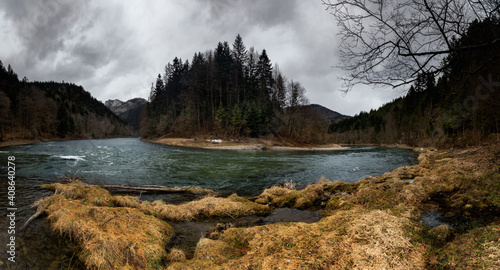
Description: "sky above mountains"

(0, 0), (406, 116)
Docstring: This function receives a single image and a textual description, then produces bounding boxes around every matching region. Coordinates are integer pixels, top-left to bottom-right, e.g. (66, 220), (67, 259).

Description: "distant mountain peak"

(105, 98), (147, 130)
(305, 104), (350, 122)
(105, 99), (124, 110)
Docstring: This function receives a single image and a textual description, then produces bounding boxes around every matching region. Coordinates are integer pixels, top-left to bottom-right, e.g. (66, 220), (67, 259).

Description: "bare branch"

(322, 0), (498, 92)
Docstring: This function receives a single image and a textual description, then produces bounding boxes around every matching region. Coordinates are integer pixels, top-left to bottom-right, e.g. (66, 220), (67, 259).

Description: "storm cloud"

(0, 0), (405, 116)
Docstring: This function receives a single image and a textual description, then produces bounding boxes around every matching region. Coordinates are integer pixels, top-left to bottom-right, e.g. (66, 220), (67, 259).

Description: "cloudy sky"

(0, 0), (406, 116)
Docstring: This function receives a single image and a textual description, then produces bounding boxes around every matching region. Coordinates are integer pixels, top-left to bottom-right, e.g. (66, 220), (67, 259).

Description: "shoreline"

(146, 137), (347, 151)
(0, 137), (66, 148)
(0, 136), (140, 148)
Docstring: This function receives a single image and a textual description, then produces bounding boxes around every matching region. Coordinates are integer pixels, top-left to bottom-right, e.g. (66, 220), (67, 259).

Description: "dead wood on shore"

(20, 206), (44, 231)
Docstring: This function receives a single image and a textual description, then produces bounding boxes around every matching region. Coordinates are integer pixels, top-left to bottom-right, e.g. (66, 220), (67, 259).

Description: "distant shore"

(0, 136), (139, 148)
(0, 138), (57, 148)
(147, 137), (346, 151)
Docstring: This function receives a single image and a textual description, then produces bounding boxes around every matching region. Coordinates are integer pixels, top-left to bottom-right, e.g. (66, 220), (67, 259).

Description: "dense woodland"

(141, 35), (331, 143)
(329, 19), (500, 147)
(0, 63), (134, 141)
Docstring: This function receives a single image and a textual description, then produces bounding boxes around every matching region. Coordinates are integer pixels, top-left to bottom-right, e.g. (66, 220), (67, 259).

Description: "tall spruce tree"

(232, 34), (248, 103)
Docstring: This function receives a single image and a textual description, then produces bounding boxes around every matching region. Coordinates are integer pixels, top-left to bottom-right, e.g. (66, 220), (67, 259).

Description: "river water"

(0, 138), (418, 268)
(0, 138), (417, 195)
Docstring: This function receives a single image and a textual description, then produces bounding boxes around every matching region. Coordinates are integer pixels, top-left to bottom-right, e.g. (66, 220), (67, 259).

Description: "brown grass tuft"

(152, 194), (270, 221)
(168, 208), (426, 269)
(110, 195), (141, 208)
(255, 178), (355, 209)
(35, 182), (173, 270)
(42, 180), (112, 205)
(166, 248), (187, 262)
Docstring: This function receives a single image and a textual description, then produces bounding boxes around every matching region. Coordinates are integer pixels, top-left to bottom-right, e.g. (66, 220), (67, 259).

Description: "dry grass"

(149, 194), (270, 221)
(43, 181), (269, 221)
(320, 143), (500, 217)
(427, 221), (500, 269)
(255, 178), (355, 209)
(42, 181), (112, 206)
(111, 195), (142, 208)
(35, 181), (269, 269)
(34, 193), (173, 270)
(168, 208), (426, 269)
(166, 248), (187, 263)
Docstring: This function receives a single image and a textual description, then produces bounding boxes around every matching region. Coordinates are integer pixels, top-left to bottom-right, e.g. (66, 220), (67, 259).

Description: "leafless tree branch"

(322, 0), (499, 92)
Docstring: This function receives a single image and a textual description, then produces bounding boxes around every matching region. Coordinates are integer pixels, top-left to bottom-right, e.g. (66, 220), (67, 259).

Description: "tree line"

(329, 19), (500, 147)
(141, 34), (319, 141)
(0, 61), (134, 141)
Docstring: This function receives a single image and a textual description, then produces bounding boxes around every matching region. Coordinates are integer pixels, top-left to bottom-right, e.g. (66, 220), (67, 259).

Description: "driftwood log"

(101, 184), (191, 193)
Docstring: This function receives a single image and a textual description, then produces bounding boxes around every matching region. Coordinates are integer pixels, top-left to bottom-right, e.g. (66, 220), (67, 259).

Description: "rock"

(204, 223), (234, 240)
(428, 224), (451, 242)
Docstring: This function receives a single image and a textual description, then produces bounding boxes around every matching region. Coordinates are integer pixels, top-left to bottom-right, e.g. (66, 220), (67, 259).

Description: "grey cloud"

(0, 1), (399, 116)
(0, 0), (140, 85)
(1, 0), (89, 60)
(197, 0), (299, 28)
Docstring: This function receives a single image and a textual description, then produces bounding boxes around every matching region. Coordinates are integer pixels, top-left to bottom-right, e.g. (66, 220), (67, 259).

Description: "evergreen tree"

(256, 49), (273, 99)
(232, 34), (248, 103)
(230, 104), (243, 133)
(214, 42), (232, 106)
(245, 47), (258, 101)
(140, 36), (316, 139)
(232, 34), (248, 65)
(7, 64), (17, 81)
(215, 105), (227, 130)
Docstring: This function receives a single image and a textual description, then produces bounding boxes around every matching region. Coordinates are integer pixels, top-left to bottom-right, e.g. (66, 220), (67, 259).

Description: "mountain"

(305, 104), (350, 123)
(0, 61), (135, 142)
(105, 98), (147, 131)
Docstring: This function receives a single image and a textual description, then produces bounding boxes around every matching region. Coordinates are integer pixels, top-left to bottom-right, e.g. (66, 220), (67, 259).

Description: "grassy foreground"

(33, 135), (500, 269)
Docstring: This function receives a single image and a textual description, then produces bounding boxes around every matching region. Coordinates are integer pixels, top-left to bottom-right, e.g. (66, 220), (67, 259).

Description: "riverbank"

(15, 134), (500, 269)
(0, 133), (66, 147)
(147, 137), (345, 151)
(0, 135), (139, 148)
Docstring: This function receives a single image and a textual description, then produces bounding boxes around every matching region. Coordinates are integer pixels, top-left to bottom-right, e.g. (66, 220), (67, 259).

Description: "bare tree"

(322, 0), (500, 92)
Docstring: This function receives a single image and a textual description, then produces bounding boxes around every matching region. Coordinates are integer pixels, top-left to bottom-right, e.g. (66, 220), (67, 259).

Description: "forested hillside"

(0, 62), (135, 142)
(141, 35), (331, 143)
(329, 19), (500, 147)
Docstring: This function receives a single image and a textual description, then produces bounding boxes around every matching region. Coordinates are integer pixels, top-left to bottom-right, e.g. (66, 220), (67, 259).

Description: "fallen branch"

(20, 207), (44, 231)
(100, 216), (117, 228)
(101, 184), (191, 193)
